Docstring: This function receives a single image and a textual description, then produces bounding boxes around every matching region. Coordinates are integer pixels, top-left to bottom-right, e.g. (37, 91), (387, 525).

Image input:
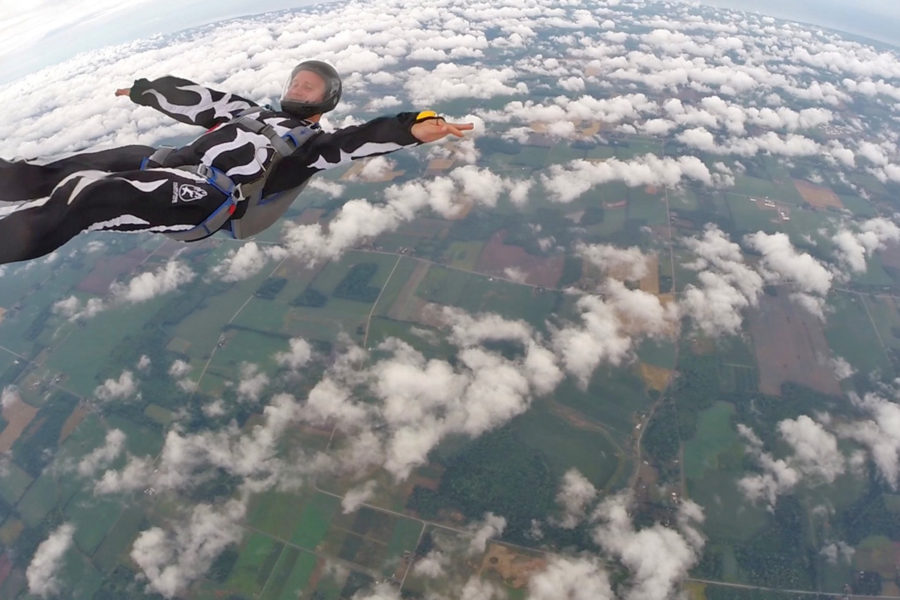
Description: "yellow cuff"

(415, 110), (439, 122)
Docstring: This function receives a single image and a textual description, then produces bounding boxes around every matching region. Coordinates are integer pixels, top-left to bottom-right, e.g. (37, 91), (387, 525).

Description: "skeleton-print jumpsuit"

(0, 76), (423, 264)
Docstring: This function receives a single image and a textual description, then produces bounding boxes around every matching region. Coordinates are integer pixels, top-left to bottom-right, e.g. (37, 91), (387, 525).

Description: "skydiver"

(0, 60), (473, 264)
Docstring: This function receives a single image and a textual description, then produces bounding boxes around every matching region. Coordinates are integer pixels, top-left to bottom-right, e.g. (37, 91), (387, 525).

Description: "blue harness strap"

(140, 111), (318, 242)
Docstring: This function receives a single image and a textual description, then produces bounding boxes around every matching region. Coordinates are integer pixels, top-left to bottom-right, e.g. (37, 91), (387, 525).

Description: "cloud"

(77, 429), (126, 476)
(342, 480), (378, 513)
(111, 260), (195, 303)
(552, 276), (677, 386)
(467, 512), (506, 556)
(211, 241), (288, 282)
(1, 385), (20, 410)
(577, 242), (651, 282)
(528, 555), (613, 600)
(737, 416), (845, 508)
(131, 499), (246, 598)
(541, 155), (712, 203)
(94, 370), (139, 402)
(275, 337), (314, 370)
(236, 362), (270, 403)
(26, 523), (75, 598)
(590, 493), (705, 600)
(554, 468), (598, 529)
(837, 392), (900, 489)
(832, 217), (900, 274)
(745, 231), (832, 318)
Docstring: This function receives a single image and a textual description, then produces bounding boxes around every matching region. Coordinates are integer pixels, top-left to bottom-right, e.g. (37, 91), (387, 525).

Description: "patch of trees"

(558, 257), (583, 288)
(733, 496), (816, 590)
(641, 400), (680, 482)
(333, 263), (381, 303)
(13, 390), (80, 477)
(256, 277), (287, 300)
(206, 545), (239, 583)
(94, 565), (166, 600)
(438, 427), (555, 544)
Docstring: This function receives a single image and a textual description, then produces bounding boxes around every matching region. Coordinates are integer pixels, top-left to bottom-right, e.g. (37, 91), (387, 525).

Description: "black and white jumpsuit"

(0, 76), (423, 264)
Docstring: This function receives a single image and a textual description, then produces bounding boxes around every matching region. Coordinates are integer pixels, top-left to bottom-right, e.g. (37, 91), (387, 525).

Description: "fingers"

(441, 122), (475, 138)
(114, 88), (131, 97)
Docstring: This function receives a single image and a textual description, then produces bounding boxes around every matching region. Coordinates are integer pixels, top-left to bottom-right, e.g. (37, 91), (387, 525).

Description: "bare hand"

(114, 88), (131, 97)
(411, 118), (474, 143)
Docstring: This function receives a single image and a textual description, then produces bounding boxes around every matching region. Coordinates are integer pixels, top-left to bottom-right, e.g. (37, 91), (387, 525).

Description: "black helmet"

(280, 60), (342, 119)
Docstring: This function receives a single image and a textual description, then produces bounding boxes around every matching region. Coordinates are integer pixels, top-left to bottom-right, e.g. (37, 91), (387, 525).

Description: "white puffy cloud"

(577, 242), (651, 282)
(738, 416), (845, 508)
(131, 499), (246, 598)
(212, 241), (288, 282)
(236, 362), (270, 403)
(94, 370), (139, 402)
(1, 385), (20, 410)
(275, 337), (313, 370)
(467, 512), (507, 556)
(111, 260), (195, 303)
(78, 429), (126, 476)
(541, 155), (712, 203)
(26, 523), (75, 598)
(680, 225), (763, 336)
(590, 493), (705, 600)
(837, 393), (900, 489)
(832, 218), (900, 274)
(745, 231), (833, 318)
(554, 468), (598, 529)
(528, 555), (613, 600)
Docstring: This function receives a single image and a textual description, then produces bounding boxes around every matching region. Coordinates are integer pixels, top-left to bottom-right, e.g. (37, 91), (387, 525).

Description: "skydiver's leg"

(0, 167), (227, 264)
(0, 145), (154, 201)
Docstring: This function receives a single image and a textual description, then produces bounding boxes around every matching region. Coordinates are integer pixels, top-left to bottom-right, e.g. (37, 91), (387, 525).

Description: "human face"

(283, 69), (327, 103)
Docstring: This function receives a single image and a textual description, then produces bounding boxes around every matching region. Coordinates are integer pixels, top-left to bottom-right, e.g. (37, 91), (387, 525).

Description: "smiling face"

(283, 69), (327, 104)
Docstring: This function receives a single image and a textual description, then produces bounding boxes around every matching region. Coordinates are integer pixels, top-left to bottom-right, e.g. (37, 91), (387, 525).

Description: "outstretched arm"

(115, 76), (257, 128)
(264, 111), (474, 194)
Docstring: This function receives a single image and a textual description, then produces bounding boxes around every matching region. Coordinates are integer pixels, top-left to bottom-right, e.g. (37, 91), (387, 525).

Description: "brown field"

(340, 159), (405, 182)
(0, 397), (39, 453)
(426, 158), (455, 174)
(58, 401), (89, 443)
(0, 307), (6, 324)
(479, 542), (546, 588)
(879, 240), (900, 271)
(77, 247), (150, 295)
(747, 290), (841, 397)
(476, 231), (564, 288)
(394, 218), (448, 239)
(296, 208), (325, 225)
(0, 519), (24, 546)
(793, 179), (843, 209)
(641, 254), (660, 294)
(684, 581), (708, 600)
(855, 538), (900, 580)
(639, 363), (673, 392)
(387, 261), (432, 322)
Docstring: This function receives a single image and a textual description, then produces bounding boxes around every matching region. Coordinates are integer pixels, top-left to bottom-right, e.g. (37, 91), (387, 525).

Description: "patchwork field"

(747, 290), (841, 397)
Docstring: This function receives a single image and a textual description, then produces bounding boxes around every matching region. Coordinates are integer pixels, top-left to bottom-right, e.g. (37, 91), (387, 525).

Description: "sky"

(5, 0), (900, 597)
(3, 0), (900, 84)
(0, 0), (331, 83)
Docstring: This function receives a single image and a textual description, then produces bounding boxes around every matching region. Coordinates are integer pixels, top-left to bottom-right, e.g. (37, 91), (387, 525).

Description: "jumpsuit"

(0, 75), (423, 264)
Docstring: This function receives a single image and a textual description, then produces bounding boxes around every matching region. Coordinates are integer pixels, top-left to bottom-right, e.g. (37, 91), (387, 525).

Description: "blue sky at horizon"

(2, 0), (900, 85)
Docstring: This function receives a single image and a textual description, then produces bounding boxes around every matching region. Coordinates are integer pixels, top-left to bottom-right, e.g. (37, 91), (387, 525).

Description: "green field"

(0, 461), (33, 505)
(226, 531), (284, 597)
(824, 291), (893, 376)
(515, 402), (624, 490)
(92, 505), (145, 572)
(683, 402), (740, 481)
(290, 492), (341, 550)
(64, 490), (123, 554)
(248, 490), (311, 538)
(261, 547), (318, 600)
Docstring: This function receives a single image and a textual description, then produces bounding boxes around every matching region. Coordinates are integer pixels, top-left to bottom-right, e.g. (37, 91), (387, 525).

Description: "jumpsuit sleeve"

(129, 76), (258, 129)
(264, 112), (423, 193)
